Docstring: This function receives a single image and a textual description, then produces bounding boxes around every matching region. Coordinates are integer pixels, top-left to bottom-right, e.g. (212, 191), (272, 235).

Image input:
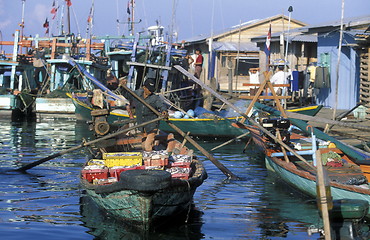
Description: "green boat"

(68, 92), (323, 138)
(80, 133), (207, 230)
(246, 115), (370, 218)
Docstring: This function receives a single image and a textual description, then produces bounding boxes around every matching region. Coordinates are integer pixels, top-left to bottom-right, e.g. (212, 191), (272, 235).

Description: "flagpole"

(265, 23), (271, 72)
(20, 0), (26, 40)
(89, 0), (95, 38)
(284, 6), (293, 63)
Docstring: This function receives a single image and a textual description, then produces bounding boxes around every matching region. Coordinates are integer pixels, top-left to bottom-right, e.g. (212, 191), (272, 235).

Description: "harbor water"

(0, 119), (323, 239)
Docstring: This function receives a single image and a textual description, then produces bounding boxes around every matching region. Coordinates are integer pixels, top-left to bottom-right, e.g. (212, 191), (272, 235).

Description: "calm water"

(0, 118), (323, 239)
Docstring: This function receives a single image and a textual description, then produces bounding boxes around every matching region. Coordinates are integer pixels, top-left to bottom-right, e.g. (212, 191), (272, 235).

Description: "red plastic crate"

(144, 158), (169, 167)
(82, 168), (109, 182)
(170, 161), (191, 168)
(109, 166), (145, 180)
(171, 173), (190, 180)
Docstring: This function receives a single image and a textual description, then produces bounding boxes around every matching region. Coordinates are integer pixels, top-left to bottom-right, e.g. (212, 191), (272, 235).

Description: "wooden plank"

(360, 69), (368, 76)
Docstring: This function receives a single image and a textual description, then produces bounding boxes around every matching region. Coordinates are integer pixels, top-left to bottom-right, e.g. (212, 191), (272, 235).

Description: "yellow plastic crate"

(103, 152), (143, 167)
(87, 159), (105, 166)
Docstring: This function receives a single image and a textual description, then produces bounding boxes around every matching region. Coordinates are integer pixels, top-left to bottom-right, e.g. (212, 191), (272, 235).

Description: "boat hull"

(69, 93), (247, 138)
(265, 155), (370, 216)
(69, 94), (322, 138)
(81, 159), (207, 230)
(84, 184), (196, 229)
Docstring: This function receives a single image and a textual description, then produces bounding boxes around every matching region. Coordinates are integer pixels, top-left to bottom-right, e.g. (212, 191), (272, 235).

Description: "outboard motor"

(261, 118), (291, 148)
(90, 109), (110, 136)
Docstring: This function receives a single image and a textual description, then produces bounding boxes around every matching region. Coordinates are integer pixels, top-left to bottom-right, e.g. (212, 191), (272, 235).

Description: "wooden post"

(316, 150), (332, 240)
(51, 38), (57, 59)
(227, 58), (233, 95)
(86, 39), (91, 61)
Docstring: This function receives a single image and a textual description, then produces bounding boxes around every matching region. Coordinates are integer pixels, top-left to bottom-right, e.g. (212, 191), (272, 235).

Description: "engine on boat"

(90, 109), (110, 136)
(261, 118), (291, 148)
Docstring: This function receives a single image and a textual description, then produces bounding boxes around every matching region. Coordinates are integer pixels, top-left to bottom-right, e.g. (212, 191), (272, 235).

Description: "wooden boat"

(246, 117), (370, 217)
(68, 92), (245, 138)
(79, 132), (207, 230)
(254, 102), (370, 179)
(67, 92), (322, 138)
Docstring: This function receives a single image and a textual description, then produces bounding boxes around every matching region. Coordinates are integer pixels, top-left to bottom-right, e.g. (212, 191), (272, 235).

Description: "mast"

(20, 0), (26, 40)
(60, 4), (65, 35)
(116, 0), (120, 35)
(130, 0), (135, 36)
(87, 0), (95, 38)
(67, 1), (71, 34)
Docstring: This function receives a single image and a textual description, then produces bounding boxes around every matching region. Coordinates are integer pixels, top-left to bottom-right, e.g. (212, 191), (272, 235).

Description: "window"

(320, 53), (330, 68)
(235, 57), (259, 76)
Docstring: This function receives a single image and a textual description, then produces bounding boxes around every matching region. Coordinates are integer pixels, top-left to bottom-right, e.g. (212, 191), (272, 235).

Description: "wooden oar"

(15, 117), (163, 172)
(119, 84), (239, 180)
(211, 131), (250, 151)
(174, 65), (316, 170)
(315, 150), (332, 240)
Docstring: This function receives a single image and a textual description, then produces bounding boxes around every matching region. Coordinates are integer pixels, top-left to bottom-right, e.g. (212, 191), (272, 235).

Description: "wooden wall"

(359, 47), (370, 118)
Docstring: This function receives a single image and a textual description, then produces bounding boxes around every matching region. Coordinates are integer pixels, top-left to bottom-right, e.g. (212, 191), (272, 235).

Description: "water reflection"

(80, 195), (205, 240)
(0, 119), (324, 239)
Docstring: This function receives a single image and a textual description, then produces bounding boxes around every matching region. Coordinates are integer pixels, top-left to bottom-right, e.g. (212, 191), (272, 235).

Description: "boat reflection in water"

(79, 195), (204, 239)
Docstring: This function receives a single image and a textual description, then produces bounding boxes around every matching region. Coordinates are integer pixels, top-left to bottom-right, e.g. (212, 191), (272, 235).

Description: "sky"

(0, 0), (369, 43)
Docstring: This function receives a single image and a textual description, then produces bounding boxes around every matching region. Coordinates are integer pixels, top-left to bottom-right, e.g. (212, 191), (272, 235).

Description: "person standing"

(32, 47), (47, 90)
(118, 78), (168, 151)
(270, 64), (290, 95)
(270, 62), (291, 107)
(194, 49), (203, 79)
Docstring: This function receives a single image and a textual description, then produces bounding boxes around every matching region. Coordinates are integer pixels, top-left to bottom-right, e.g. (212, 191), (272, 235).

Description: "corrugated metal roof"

(252, 27), (317, 43)
(182, 14), (307, 44)
(305, 15), (370, 33)
(211, 42), (259, 52)
(289, 34), (317, 42)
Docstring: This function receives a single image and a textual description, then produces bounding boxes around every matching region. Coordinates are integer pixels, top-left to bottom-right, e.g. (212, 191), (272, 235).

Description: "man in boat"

(118, 78), (169, 151)
(31, 47), (47, 91)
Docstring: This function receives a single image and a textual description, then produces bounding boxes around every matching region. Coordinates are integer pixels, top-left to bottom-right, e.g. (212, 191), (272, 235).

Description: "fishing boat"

(67, 89), (323, 138)
(246, 116), (370, 218)
(79, 129), (207, 230)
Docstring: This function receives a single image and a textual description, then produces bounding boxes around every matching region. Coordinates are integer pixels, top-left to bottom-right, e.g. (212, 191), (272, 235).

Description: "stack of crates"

(82, 152), (144, 184)
(143, 150), (169, 169)
(167, 154), (193, 179)
(81, 165), (109, 183)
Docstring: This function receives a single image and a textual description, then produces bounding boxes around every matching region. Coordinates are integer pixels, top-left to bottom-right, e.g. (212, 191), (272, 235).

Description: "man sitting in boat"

(118, 78), (168, 151)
